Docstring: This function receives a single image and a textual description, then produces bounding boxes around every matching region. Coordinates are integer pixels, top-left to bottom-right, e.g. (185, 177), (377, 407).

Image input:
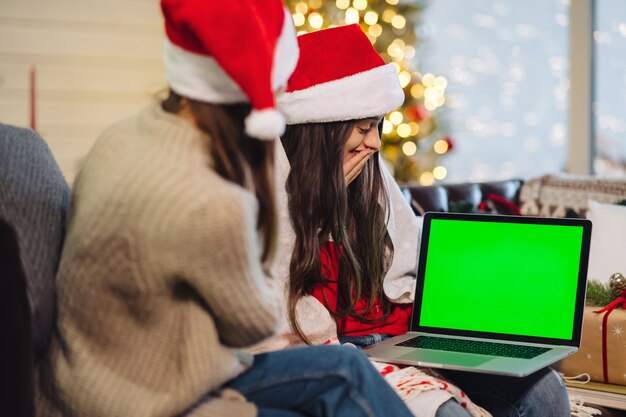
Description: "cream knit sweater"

(37, 104), (279, 417)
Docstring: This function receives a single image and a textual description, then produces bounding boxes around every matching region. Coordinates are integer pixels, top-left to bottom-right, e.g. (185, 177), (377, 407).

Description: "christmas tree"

(284, 0), (453, 184)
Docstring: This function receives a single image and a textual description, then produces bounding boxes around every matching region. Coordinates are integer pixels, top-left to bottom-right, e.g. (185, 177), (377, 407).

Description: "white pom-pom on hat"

(245, 108), (286, 141)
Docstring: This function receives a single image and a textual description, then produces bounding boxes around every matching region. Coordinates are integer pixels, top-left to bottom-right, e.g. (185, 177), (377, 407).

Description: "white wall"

(0, 0), (166, 182)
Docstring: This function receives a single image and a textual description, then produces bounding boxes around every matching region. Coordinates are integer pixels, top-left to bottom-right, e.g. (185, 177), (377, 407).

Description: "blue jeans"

(337, 334), (570, 417)
(438, 367), (570, 417)
(338, 333), (392, 347)
(188, 345), (413, 417)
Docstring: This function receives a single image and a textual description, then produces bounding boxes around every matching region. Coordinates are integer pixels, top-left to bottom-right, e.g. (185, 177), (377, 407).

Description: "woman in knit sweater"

(266, 24), (571, 417)
(35, 3), (415, 417)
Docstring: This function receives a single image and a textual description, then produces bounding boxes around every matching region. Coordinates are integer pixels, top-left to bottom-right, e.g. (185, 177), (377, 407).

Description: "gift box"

(557, 306), (626, 386)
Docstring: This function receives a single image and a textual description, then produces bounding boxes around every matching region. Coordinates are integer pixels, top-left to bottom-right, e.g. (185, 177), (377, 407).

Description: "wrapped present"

(557, 277), (626, 386)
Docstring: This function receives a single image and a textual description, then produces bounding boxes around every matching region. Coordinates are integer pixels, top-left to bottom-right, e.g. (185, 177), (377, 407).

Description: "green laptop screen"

(418, 218), (584, 340)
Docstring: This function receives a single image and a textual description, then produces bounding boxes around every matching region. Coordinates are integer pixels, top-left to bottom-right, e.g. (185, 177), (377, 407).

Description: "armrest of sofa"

(400, 179), (524, 216)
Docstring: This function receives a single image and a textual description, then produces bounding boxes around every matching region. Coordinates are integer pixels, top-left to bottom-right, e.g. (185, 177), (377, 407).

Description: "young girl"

(271, 24), (571, 417)
(34, 4), (414, 417)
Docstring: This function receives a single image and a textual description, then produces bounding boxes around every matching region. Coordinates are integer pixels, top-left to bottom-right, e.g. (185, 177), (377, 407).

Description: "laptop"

(364, 212), (592, 377)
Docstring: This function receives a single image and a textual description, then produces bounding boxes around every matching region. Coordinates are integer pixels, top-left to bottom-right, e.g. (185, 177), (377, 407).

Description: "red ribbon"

(478, 194), (522, 216)
(30, 66), (37, 131)
(593, 288), (626, 383)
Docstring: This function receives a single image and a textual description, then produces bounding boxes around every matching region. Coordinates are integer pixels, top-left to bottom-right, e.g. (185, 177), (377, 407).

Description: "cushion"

(586, 200), (626, 284)
(0, 124), (71, 359)
(520, 174), (626, 218)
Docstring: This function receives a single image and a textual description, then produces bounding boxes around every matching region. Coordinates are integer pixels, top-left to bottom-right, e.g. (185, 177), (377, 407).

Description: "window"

(594, 0), (626, 176)
(419, 0), (575, 182)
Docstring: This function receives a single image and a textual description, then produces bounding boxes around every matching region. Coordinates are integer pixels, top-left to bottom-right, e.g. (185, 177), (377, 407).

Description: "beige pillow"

(586, 200), (626, 284)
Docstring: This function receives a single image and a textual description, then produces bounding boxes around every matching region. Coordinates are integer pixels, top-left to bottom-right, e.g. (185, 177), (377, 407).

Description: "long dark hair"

(162, 90), (277, 263)
(281, 121), (393, 343)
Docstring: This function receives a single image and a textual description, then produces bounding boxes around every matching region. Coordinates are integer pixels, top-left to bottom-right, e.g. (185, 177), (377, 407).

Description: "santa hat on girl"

(277, 24), (404, 124)
(160, 0), (299, 140)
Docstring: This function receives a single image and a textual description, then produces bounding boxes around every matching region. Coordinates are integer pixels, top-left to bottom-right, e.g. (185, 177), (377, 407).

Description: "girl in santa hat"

(34, 3), (416, 417)
(259, 24), (571, 417)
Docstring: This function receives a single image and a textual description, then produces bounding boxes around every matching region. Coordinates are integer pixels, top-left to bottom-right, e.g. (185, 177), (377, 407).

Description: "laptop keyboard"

(396, 335), (550, 359)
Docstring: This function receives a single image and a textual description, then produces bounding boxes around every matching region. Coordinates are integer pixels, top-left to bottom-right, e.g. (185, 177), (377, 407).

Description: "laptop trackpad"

(398, 350), (491, 367)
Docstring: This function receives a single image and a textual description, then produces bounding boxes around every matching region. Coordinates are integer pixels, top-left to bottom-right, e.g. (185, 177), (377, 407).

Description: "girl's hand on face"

(344, 149), (374, 185)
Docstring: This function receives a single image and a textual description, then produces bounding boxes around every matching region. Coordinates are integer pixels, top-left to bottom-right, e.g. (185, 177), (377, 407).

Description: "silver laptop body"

(364, 212), (592, 377)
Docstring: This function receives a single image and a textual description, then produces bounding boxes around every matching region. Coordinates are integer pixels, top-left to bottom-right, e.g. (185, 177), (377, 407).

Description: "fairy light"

(293, 13), (306, 27)
(336, 0), (350, 9)
(390, 62), (401, 73)
(424, 86), (441, 100)
(368, 23), (383, 37)
(295, 2), (308, 14)
(353, 0), (368, 11)
(410, 84), (424, 98)
(421, 73), (436, 87)
(382, 8), (396, 23)
(387, 43), (403, 58)
(398, 71), (411, 88)
(404, 45), (416, 59)
(297, 30), (308, 36)
(409, 122), (420, 136)
(386, 0), (399, 4)
(424, 100), (437, 111)
(434, 76), (448, 90)
(393, 38), (406, 48)
(433, 139), (449, 154)
(308, 12), (324, 29)
(391, 15), (406, 29)
(389, 111), (403, 125)
(345, 7), (360, 24)
(397, 123), (411, 138)
(364, 11), (379, 25)
(402, 141), (417, 156)
(433, 166), (448, 180)
(420, 171), (435, 186)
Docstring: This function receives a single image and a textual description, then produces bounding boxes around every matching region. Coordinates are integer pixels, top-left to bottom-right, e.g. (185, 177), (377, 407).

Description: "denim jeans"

(338, 333), (392, 348)
(337, 334), (569, 417)
(438, 367), (570, 417)
(189, 345), (413, 417)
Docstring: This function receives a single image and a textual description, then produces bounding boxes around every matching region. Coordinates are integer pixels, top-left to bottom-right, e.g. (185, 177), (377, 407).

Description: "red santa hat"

(277, 24), (404, 124)
(161, 0), (299, 140)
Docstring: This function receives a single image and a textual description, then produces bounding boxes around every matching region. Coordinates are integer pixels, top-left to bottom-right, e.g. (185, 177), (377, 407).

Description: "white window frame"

(568, 0), (594, 174)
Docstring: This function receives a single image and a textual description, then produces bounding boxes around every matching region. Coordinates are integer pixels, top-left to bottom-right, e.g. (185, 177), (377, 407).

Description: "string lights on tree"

(285, 0), (454, 184)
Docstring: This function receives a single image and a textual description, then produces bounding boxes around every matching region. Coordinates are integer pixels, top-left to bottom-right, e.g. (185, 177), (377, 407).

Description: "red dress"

(310, 241), (412, 337)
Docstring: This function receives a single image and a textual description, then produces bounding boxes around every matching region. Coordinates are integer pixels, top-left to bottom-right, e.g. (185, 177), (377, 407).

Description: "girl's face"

(343, 117), (383, 185)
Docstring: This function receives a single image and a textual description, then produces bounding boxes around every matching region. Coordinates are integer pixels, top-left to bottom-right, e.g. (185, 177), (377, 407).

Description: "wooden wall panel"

(0, 0), (164, 183)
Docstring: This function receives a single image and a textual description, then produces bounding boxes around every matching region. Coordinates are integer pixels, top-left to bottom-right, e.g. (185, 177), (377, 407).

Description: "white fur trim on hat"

(272, 8), (300, 91)
(163, 9), (298, 106)
(245, 108), (286, 140)
(164, 39), (246, 104)
(277, 63), (405, 124)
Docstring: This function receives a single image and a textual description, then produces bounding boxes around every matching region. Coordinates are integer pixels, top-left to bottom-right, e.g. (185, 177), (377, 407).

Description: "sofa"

(0, 124), (71, 417)
(400, 178), (524, 216)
